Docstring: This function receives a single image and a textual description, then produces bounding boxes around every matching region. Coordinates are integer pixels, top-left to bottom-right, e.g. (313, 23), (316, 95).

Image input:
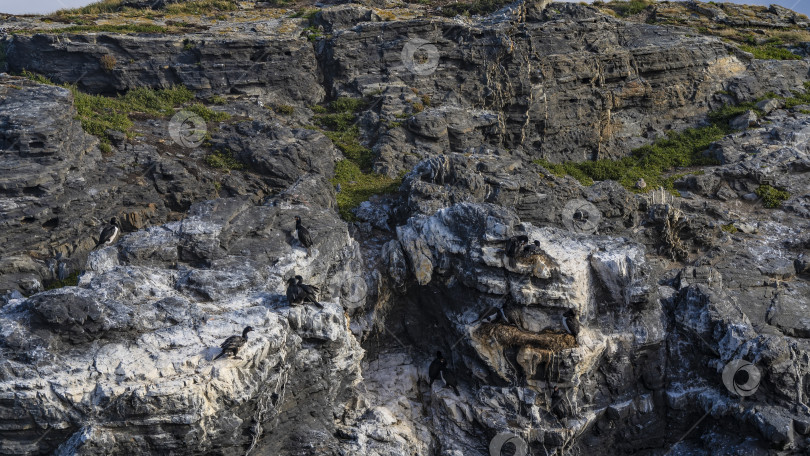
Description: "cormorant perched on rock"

(214, 326), (253, 360)
(295, 275), (323, 308)
(562, 309), (580, 337)
(522, 240), (541, 256)
(294, 216), (313, 255)
(286, 277), (304, 306)
(94, 217), (120, 248)
(504, 234), (529, 267)
(440, 368), (460, 396)
(428, 351), (446, 385)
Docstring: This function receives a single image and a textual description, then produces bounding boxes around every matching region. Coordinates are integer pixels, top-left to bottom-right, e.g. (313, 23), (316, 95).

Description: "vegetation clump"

(205, 149), (245, 170)
(44, 271), (81, 290)
(99, 54), (117, 71)
(333, 161), (401, 220)
(310, 97), (401, 220)
(721, 223), (738, 234)
(273, 104), (295, 115)
(186, 103), (231, 122)
(534, 79), (810, 193)
(600, 0), (651, 17)
(20, 71), (231, 149)
(739, 44), (802, 60)
(755, 185), (790, 208)
(534, 123), (723, 191)
(53, 24), (168, 34)
(437, 0), (515, 17)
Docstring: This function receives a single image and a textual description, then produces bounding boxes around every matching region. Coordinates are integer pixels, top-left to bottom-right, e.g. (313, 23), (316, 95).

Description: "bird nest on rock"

(475, 323), (576, 351)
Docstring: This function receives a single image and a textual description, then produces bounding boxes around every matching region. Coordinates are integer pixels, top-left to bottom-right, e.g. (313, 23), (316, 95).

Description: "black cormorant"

(562, 309), (580, 337)
(504, 234), (529, 267)
(286, 277), (304, 306)
(94, 217), (120, 248)
(428, 351), (446, 385)
(522, 240), (541, 256)
(214, 326), (254, 360)
(294, 216), (313, 255)
(295, 275), (323, 308)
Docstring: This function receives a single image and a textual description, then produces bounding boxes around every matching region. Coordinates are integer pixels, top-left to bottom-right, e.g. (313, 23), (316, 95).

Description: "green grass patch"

(755, 185), (790, 208)
(603, 0), (651, 17)
(186, 103), (230, 122)
(51, 24), (168, 34)
(721, 223), (738, 234)
(209, 95), (227, 105)
(310, 96), (400, 219)
(313, 97), (374, 169)
(205, 149), (245, 170)
(164, 0), (238, 14)
(707, 101), (761, 123)
(291, 8), (321, 20)
(330, 97), (368, 113)
(739, 44), (802, 60)
(438, 0), (514, 17)
(20, 71), (218, 144)
(534, 121), (726, 192)
(533, 83), (810, 192)
(316, 112), (355, 131)
(53, 0), (123, 15)
(304, 26), (324, 42)
(44, 271), (81, 291)
(72, 85), (195, 140)
(783, 82), (810, 108)
(272, 104), (295, 115)
(323, 127), (374, 170)
(332, 160), (401, 221)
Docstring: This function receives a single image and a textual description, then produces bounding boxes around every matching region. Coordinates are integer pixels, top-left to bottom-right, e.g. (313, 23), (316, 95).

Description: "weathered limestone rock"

(0, 196), (366, 455)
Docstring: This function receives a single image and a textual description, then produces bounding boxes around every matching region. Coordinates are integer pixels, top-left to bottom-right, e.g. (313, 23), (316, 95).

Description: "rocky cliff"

(0, 0), (809, 455)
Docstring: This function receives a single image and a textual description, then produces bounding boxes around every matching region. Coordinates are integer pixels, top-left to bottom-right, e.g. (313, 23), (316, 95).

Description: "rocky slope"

(0, 0), (809, 455)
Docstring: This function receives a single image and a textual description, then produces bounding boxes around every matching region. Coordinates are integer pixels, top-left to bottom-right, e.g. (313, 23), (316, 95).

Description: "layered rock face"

(1, 0), (810, 455)
(6, 1), (809, 176)
(5, 31), (324, 104)
(0, 73), (339, 295)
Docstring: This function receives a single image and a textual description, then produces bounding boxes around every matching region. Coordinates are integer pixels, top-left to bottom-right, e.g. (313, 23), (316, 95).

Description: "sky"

(0, 0), (808, 17)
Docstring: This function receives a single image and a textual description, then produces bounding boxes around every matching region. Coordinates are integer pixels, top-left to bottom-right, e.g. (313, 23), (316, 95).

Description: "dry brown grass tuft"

(476, 323), (576, 350)
(99, 54), (117, 71)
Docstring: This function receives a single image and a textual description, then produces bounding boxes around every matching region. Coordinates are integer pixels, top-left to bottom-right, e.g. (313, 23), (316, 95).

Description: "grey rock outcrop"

(379, 202), (662, 454)
(1, 0), (810, 454)
(0, 196), (366, 455)
(5, 30), (323, 105)
(0, 75), (342, 295)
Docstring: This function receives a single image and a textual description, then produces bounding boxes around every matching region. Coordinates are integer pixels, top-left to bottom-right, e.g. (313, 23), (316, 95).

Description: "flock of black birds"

(211, 217), (322, 359)
(95, 217), (580, 390)
(92, 215), (320, 361)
